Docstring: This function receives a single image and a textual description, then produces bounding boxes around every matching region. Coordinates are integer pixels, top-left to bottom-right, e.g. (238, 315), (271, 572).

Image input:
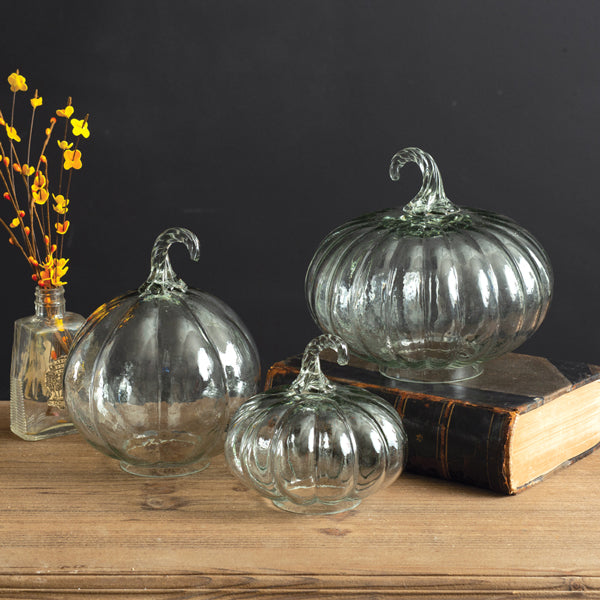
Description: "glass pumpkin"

(225, 334), (408, 515)
(64, 227), (260, 477)
(306, 147), (553, 383)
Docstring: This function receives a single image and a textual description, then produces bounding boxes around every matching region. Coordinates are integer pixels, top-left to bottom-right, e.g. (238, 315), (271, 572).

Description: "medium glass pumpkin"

(64, 227), (260, 477)
(225, 334), (408, 514)
(306, 147), (553, 383)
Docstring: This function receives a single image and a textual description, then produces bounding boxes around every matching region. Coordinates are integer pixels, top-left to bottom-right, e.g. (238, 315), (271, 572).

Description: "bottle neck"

(35, 287), (66, 319)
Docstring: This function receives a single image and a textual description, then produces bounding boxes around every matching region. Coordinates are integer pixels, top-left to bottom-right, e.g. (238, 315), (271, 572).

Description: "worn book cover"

(265, 352), (600, 494)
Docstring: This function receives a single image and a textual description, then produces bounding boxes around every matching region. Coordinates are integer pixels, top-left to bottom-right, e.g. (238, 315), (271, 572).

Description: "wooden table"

(1, 402), (599, 599)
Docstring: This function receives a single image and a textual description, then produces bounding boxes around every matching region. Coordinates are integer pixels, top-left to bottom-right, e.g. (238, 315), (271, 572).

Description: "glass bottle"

(10, 287), (85, 440)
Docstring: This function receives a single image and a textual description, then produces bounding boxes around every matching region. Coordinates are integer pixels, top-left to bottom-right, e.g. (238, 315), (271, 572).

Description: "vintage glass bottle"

(10, 287), (85, 440)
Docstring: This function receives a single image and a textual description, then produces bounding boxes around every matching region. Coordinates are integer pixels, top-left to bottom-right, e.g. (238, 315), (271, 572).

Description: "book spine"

(265, 362), (515, 495)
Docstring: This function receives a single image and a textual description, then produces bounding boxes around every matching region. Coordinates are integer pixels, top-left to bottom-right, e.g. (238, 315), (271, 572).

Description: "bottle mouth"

(35, 287), (65, 300)
(34, 287), (66, 315)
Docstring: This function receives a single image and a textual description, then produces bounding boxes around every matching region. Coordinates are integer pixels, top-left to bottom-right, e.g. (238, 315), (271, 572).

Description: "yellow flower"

(56, 105), (74, 118)
(55, 257), (68, 278)
(7, 72), (27, 93)
(39, 258), (68, 287)
(71, 118), (90, 138)
(21, 164), (34, 177)
(57, 140), (73, 150)
(52, 194), (69, 214)
(31, 173), (47, 192)
(41, 248), (55, 269)
(55, 220), (70, 235)
(63, 149), (82, 170)
(9, 217), (20, 228)
(30, 96), (43, 108)
(33, 188), (49, 205)
(39, 270), (52, 286)
(5, 125), (21, 142)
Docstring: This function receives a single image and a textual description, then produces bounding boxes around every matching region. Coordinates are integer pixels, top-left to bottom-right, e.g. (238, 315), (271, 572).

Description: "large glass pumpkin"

(225, 334), (407, 515)
(306, 148), (553, 383)
(64, 227), (260, 477)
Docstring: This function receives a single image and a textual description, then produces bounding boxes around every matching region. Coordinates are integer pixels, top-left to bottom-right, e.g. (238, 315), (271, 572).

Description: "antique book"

(265, 351), (600, 494)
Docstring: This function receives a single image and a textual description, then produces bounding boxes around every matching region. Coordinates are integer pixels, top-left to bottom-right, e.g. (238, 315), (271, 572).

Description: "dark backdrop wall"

(1, 0), (599, 398)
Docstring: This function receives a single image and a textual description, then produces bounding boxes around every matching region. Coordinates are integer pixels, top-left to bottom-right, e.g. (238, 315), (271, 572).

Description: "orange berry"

(3, 157), (9, 167)
(44, 235), (50, 245)
(50, 117), (56, 124)
(8, 237), (14, 245)
(18, 210), (25, 217)
(31, 274), (38, 282)
(41, 155), (47, 163)
(12, 164), (21, 173)
(24, 226), (30, 236)
(3, 192), (10, 200)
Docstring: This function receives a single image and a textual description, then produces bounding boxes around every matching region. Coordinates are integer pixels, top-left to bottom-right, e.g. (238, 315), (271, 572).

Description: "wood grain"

(1, 402), (599, 598)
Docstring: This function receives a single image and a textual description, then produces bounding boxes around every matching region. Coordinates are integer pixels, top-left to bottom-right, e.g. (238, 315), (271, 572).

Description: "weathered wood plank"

(1, 402), (599, 598)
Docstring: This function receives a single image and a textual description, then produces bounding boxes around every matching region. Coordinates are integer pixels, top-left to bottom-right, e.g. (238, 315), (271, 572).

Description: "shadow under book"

(265, 352), (600, 495)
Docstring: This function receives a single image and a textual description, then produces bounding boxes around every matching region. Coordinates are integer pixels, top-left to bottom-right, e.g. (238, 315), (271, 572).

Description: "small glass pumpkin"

(306, 148), (553, 383)
(64, 227), (260, 477)
(225, 334), (407, 514)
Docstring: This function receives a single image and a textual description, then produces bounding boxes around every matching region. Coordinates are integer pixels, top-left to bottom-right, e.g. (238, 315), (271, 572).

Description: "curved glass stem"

(290, 334), (348, 394)
(389, 147), (459, 216)
(139, 227), (200, 297)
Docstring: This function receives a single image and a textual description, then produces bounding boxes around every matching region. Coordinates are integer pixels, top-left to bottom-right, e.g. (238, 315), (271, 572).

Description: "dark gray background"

(1, 1), (599, 398)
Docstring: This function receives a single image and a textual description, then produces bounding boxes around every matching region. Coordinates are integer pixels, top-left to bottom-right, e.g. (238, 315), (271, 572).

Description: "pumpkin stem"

(139, 227), (200, 297)
(290, 334), (348, 394)
(389, 147), (459, 217)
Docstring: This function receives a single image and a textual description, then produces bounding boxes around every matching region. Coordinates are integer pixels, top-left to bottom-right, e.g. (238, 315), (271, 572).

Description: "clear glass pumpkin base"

(380, 363), (483, 383)
(118, 432), (210, 477)
(272, 497), (361, 515)
(120, 460), (210, 478)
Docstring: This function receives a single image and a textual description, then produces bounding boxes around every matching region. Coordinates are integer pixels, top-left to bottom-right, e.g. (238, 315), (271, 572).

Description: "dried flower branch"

(0, 70), (90, 288)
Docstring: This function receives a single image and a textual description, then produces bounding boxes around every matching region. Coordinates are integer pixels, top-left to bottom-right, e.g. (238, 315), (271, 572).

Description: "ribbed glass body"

(306, 148), (553, 382)
(10, 287), (85, 440)
(64, 228), (260, 477)
(225, 335), (407, 514)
